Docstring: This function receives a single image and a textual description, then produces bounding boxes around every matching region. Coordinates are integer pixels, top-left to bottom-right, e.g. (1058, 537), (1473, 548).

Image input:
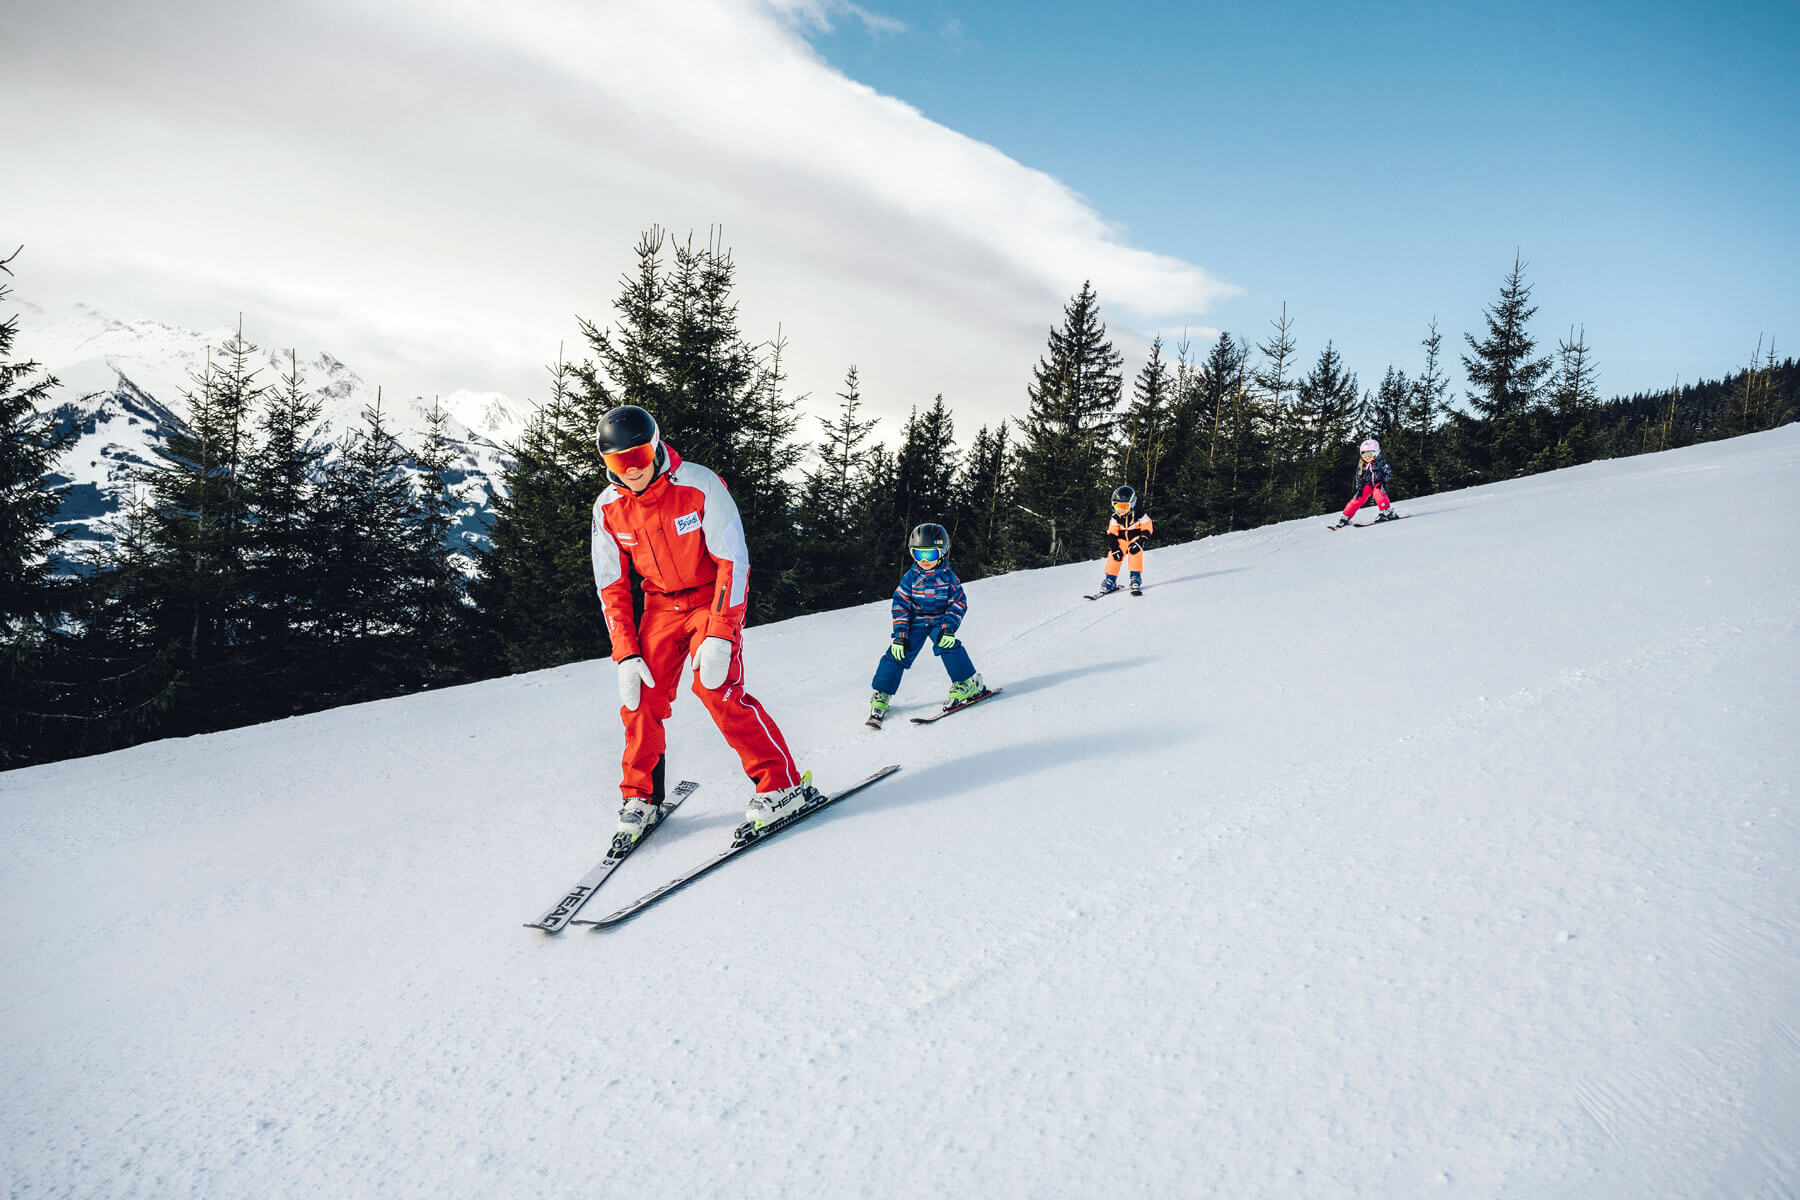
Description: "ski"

(1084, 587), (1126, 601)
(910, 687), (1003, 724)
(1330, 513), (1406, 531)
(575, 765), (902, 929)
(525, 780), (699, 933)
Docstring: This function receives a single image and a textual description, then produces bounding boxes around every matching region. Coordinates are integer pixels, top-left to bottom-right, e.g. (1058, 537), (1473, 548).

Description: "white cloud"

(766, 0), (908, 37)
(3, 0), (1234, 435)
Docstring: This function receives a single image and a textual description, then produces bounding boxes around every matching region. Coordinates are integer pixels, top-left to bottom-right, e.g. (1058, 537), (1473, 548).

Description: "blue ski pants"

(871, 619), (976, 694)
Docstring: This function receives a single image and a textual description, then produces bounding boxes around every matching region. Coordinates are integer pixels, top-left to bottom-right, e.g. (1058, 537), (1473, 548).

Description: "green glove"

(889, 639), (909, 661)
(937, 631), (958, 650)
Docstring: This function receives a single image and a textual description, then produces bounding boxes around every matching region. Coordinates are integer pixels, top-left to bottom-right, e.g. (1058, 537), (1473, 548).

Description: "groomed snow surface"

(4, 428), (1798, 1199)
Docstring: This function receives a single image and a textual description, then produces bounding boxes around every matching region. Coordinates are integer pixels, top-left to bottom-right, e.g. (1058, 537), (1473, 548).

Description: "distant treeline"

(1, 235), (1793, 767)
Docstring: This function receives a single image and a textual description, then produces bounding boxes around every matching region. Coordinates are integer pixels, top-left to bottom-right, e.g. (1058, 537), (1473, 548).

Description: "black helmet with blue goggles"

(907, 522), (949, 567)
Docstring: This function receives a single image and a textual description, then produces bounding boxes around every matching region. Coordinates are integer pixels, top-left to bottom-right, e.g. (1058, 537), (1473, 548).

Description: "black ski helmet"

(1112, 484), (1137, 511)
(595, 405), (664, 480)
(907, 522), (950, 556)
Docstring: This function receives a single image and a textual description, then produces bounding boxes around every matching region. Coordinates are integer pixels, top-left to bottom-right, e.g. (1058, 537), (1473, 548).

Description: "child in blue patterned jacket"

(867, 523), (985, 726)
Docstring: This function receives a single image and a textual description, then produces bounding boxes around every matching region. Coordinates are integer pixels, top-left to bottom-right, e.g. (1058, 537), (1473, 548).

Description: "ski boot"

(611, 796), (663, 857)
(740, 770), (821, 837)
(1129, 571), (1143, 596)
(945, 673), (986, 709)
(1331, 514), (1352, 530)
(866, 690), (891, 729)
(1376, 510), (1399, 522)
(1098, 575), (1119, 594)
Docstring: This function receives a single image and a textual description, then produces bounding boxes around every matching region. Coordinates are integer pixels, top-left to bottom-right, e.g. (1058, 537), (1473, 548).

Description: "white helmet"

(1359, 439), (1380, 456)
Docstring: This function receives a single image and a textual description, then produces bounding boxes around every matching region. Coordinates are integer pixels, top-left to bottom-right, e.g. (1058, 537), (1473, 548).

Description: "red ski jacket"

(590, 446), (750, 661)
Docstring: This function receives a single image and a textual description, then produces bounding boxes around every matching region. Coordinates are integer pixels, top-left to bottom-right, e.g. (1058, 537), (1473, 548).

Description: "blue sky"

(6, 0), (1795, 429)
(800, 0), (1800, 397)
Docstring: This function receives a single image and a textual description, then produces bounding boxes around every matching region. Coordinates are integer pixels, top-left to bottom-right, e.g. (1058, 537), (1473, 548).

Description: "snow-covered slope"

(3, 429), (1797, 1198)
(17, 303), (529, 559)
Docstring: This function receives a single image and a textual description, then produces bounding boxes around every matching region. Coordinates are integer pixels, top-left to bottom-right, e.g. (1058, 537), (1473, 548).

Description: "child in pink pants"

(1331, 439), (1397, 528)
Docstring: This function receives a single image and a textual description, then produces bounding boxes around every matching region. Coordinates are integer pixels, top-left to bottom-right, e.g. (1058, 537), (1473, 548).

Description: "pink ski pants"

(1342, 484), (1391, 518)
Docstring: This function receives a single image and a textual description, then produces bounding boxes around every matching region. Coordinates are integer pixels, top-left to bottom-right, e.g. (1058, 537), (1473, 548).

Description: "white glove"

(616, 655), (655, 711)
(695, 636), (734, 690)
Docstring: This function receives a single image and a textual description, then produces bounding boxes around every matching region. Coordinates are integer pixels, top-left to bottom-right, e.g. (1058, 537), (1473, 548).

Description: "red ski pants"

(619, 601), (800, 800)
(1342, 484), (1391, 518)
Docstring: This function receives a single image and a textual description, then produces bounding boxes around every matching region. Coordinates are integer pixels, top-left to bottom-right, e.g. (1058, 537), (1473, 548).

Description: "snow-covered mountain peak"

(433, 388), (531, 443)
(15, 302), (527, 557)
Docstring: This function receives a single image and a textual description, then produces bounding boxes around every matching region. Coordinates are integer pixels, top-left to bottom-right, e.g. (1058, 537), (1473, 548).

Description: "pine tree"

(1142, 336), (1195, 535)
(41, 488), (186, 759)
(43, 318), (271, 752)
(1755, 342), (1794, 429)
(1174, 330), (1257, 534)
(404, 397), (469, 685)
(858, 443), (902, 597)
(1722, 338), (1763, 437)
(1291, 342), (1360, 512)
(791, 367), (884, 613)
(1458, 253), (1553, 480)
(312, 393), (419, 700)
(1013, 282), (1124, 563)
(0, 247), (72, 636)
(1542, 324), (1600, 469)
(241, 349), (325, 697)
(1405, 319), (1450, 487)
(1719, 336), (1791, 438)
(1253, 304), (1302, 516)
(581, 228), (668, 416)
(949, 421), (1014, 580)
(1116, 337), (1172, 508)
(1198, 332), (1249, 469)
(894, 395), (958, 535)
(467, 352), (612, 674)
(812, 368), (878, 535)
(479, 221), (816, 672)
(1212, 351), (1266, 531)
(1369, 366), (1412, 457)
(736, 328), (804, 624)
(131, 323), (265, 730)
(0, 246), (77, 764)
(562, 226), (802, 625)
(657, 231), (757, 474)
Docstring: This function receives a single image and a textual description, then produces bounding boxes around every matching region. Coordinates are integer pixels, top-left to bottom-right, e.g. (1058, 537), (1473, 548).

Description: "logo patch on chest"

(674, 511), (702, 536)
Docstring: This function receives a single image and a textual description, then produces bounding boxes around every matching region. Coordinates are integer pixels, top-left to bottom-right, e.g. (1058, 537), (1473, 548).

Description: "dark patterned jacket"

(1352, 457), (1393, 493)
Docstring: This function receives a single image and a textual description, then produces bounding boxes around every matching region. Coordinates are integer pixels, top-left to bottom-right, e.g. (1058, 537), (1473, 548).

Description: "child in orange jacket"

(1099, 485), (1153, 595)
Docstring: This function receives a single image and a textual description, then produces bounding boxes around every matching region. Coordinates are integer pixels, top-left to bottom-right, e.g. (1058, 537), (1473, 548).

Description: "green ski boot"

(945, 673), (986, 709)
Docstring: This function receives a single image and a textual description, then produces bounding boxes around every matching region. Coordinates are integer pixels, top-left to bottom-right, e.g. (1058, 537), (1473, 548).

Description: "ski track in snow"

(3, 427), (1799, 1198)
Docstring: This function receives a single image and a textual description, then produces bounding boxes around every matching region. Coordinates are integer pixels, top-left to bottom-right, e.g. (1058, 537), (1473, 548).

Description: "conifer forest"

(2, 234), (1793, 766)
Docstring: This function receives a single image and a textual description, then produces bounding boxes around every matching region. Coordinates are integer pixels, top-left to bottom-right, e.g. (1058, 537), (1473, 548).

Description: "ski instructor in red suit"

(590, 405), (817, 852)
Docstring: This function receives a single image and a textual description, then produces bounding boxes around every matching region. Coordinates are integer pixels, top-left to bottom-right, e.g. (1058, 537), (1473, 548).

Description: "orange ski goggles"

(1113, 501), (1133, 515)
(603, 441), (658, 475)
